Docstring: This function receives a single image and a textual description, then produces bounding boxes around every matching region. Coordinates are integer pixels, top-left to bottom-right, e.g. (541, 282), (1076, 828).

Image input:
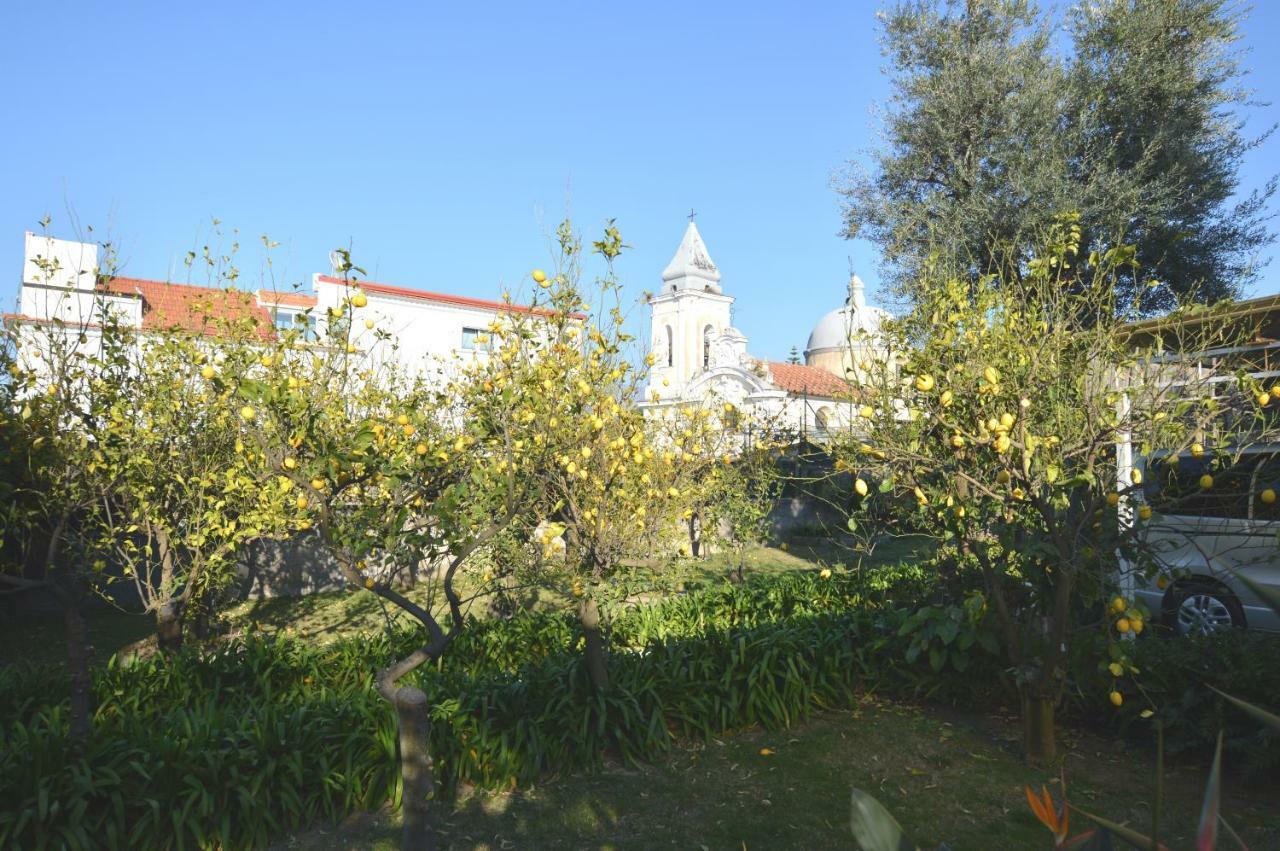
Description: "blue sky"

(3, 1), (1278, 360)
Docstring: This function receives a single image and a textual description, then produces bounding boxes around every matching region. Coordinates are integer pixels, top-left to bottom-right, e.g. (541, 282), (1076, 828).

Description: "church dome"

(804, 273), (887, 355)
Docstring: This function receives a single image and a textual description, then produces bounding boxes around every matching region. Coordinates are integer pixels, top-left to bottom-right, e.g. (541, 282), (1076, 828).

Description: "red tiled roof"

(103, 277), (274, 339)
(316, 275), (585, 319)
(764, 361), (851, 399)
(258, 290), (317, 308)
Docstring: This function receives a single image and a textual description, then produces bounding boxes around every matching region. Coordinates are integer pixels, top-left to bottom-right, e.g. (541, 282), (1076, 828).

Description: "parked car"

(1134, 448), (1280, 636)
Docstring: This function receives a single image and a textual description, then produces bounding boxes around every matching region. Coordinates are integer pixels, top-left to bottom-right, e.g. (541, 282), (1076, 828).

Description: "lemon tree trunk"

(1021, 693), (1057, 763)
(393, 686), (436, 851)
(578, 596), (610, 692)
(64, 594), (93, 754)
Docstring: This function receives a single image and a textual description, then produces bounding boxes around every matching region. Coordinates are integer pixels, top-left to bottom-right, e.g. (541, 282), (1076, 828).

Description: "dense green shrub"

(1112, 631), (1280, 773)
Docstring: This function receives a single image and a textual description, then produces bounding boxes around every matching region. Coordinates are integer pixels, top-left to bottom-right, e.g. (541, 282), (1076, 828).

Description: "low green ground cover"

(1, 547), (1276, 848)
(270, 699), (1280, 850)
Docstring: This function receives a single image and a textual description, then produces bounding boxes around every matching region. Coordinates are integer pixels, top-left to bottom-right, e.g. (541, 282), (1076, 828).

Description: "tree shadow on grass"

(272, 699), (1280, 850)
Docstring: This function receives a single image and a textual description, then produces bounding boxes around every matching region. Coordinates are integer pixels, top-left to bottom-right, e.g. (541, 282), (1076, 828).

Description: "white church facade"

(643, 221), (888, 441)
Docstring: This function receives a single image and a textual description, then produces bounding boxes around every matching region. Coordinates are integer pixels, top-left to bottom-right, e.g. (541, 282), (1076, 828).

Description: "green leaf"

(238, 379), (268, 401)
(1071, 805), (1170, 850)
(1208, 686), (1280, 733)
(349, 428), (376, 451)
(929, 646), (945, 672)
(848, 788), (914, 851)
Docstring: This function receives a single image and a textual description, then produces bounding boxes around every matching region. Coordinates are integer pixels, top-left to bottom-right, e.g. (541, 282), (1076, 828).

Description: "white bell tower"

(647, 220), (735, 399)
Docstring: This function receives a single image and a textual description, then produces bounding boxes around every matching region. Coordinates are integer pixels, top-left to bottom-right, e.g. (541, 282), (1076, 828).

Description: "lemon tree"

(837, 214), (1280, 761)
(696, 422), (781, 581)
(233, 254), (560, 850)
(0, 287), (136, 750)
(507, 222), (733, 692)
(84, 325), (287, 651)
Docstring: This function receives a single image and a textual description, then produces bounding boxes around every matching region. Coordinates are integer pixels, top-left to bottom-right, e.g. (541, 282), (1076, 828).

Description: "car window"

(1143, 451), (1280, 521)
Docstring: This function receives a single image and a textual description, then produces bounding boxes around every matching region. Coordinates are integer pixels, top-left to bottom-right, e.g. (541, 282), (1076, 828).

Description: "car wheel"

(1163, 581), (1245, 636)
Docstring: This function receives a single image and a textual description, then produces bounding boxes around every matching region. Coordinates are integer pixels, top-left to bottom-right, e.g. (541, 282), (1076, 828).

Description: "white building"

(7, 232), (550, 381)
(643, 221), (888, 439)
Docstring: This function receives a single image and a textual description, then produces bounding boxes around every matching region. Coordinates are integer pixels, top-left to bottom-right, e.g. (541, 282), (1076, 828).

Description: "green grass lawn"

(269, 696), (1280, 851)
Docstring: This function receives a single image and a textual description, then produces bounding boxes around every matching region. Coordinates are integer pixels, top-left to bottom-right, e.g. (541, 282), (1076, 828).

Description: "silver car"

(1134, 449), (1280, 636)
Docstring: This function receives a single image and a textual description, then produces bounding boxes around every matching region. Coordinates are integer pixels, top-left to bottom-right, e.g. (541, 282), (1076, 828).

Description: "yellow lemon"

(1131, 618), (1144, 634)
(819, 568), (832, 580)
(1108, 662), (1124, 677)
(1138, 505), (1153, 521)
(1109, 691), (1123, 707)
(914, 374), (935, 393)
(859, 405), (874, 419)
(1258, 392), (1271, 407)
(1199, 474), (1214, 489)
(200, 364), (216, 380)
(350, 291), (368, 308)
(1262, 488), (1277, 504)
(1106, 492), (1120, 507)
(855, 478), (869, 497)
(983, 366), (1000, 385)
(1130, 468), (1142, 485)
(363, 577), (375, 590)
(996, 470), (1011, 485)
(1116, 617), (1131, 633)
(950, 434), (965, 448)
(995, 434), (1011, 453)
(283, 457), (298, 470)
(1110, 596), (1127, 614)
(295, 495), (308, 510)
(261, 354), (275, 368)
(532, 269), (547, 284)
(239, 405), (257, 422)
(999, 412), (1015, 429)
(310, 478), (325, 491)
(415, 442), (428, 455)
(939, 389), (954, 407)
(365, 319), (375, 330)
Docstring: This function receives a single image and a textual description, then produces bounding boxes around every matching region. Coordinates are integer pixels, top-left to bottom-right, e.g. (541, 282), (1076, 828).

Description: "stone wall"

(235, 532), (347, 599)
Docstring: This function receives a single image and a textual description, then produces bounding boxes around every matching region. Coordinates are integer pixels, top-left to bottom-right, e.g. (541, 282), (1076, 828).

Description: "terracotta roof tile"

(258, 290), (318, 308)
(102, 277), (274, 339)
(764, 360), (851, 399)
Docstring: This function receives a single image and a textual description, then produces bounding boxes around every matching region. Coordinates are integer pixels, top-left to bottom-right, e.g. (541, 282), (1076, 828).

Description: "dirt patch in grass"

(271, 696), (1280, 850)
